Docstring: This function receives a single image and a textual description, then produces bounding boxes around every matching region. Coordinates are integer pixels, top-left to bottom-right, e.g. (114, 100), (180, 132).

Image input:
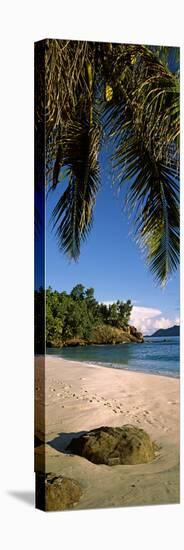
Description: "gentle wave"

(83, 361), (179, 378)
(47, 336), (180, 379)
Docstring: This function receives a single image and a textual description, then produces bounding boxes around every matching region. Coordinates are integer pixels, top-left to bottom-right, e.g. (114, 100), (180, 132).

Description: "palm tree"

(35, 40), (179, 286)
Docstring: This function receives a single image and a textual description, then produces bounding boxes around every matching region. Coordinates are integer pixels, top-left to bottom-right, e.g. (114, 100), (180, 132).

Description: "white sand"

(35, 355), (180, 509)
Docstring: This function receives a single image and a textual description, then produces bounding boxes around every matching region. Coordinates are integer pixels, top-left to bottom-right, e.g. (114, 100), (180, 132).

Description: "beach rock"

(63, 337), (86, 347)
(36, 473), (83, 511)
(129, 326), (144, 342)
(129, 325), (137, 336)
(136, 331), (144, 340)
(89, 325), (133, 344)
(67, 425), (157, 466)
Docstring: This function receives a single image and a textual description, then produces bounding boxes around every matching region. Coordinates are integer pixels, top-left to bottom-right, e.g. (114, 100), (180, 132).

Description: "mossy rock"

(36, 473), (83, 511)
(67, 425), (157, 466)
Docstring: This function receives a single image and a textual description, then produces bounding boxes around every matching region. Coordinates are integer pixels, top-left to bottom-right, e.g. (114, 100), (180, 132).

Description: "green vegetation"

(36, 41), (179, 286)
(35, 284), (135, 347)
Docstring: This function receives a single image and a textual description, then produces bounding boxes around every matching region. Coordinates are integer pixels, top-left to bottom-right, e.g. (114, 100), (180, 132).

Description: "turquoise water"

(47, 336), (180, 378)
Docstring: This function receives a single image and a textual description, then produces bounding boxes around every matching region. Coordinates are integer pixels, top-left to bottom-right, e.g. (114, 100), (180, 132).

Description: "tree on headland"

(36, 41), (179, 286)
(44, 285), (133, 347)
(71, 284), (85, 301)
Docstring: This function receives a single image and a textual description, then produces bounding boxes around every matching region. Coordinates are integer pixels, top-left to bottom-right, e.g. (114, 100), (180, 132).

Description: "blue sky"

(46, 150), (179, 335)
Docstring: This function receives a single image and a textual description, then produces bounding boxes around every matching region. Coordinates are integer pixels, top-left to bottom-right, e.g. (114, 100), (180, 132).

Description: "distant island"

(147, 325), (180, 338)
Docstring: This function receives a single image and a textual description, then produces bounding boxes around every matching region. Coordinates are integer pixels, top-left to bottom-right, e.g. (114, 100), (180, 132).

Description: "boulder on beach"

(67, 425), (157, 466)
(36, 473), (83, 511)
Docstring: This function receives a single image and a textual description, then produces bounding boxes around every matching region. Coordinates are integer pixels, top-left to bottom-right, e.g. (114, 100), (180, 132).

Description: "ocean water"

(47, 336), (180, 378)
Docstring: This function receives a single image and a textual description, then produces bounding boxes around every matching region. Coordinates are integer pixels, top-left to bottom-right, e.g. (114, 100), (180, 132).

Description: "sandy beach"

(35, 355), (180, 509)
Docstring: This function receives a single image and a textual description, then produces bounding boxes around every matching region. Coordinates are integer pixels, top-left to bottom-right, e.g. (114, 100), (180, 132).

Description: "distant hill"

(148, 325), (180, 337)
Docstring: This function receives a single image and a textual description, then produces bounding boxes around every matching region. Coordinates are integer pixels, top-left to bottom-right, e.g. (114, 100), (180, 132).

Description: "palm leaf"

(134, 70), (179, 164)
(42, 40), (180, 285)
(51, 121), (102, 259)
(102, 43), (179, 285)
(113, 133), (179, 285)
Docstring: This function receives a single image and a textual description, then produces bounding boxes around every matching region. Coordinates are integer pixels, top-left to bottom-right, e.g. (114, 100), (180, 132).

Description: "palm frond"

(134, 68), (180, 165)
(113, 133), (179, 285)
(51, 121), (102, 259)
(104, 43), (179, 167)
(40, 40), (180, 285)
(148, 45), (180, 73)
(102, 44), (179, 284)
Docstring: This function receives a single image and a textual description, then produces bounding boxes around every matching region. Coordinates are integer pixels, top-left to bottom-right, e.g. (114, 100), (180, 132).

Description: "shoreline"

(35, 355), (180, 509)
(45, 353), (179, 380)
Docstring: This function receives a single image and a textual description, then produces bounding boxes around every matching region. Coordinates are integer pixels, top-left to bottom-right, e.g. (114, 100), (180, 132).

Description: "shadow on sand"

(48, 431), (87, 454)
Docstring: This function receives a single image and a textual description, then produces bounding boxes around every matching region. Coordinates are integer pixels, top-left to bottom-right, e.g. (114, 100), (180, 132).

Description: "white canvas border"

(0, 1), (183, 549)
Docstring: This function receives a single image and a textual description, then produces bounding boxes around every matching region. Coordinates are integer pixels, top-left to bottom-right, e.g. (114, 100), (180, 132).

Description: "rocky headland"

(49, 325), (144, 348)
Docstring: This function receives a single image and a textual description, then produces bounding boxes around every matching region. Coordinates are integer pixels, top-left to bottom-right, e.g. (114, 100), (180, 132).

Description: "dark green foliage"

(51, 122), (102, 260)
(38, 285), (133, 347)
(70, 284), (85, 301)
